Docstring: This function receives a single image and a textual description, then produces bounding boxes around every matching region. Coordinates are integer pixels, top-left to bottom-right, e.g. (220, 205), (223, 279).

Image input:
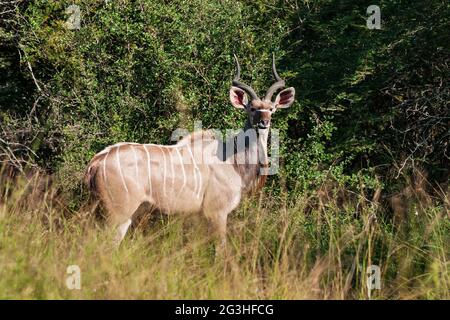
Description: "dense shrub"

(1, 0), (448, 197)
(0, 0), (448, 300)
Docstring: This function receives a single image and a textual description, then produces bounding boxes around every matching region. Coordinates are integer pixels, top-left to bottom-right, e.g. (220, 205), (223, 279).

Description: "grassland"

(0, 170), (448, 300)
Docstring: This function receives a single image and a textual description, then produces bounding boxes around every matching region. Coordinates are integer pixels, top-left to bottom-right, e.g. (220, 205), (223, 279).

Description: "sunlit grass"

(0, 172), (448, 299)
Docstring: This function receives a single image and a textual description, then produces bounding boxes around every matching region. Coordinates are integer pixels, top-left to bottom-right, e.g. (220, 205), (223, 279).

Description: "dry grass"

(0, 169), (448, 299)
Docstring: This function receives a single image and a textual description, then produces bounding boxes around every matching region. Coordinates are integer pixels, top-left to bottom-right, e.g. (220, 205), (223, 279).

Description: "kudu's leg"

(207, 211), (228, 249)
(203, 195), (240, 257)
(103, 199), (143, 246)
(115, 218), (132, 244)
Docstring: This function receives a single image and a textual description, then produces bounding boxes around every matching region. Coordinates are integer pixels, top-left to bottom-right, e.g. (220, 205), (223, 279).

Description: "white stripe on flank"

(186, 144), (202, 198)
(175, 147), (186, 195)
(102, 150), (115, 204)
(103, 150), (110, 183)
(143, 145), (152, 195)
(132, 145), (139, 179)
(168, 148), (175, 188)
(116, 146), (129, 194)
(158, 146), (167, 196)
(196, 163), (202, 198)
(186, 145), (197, 195)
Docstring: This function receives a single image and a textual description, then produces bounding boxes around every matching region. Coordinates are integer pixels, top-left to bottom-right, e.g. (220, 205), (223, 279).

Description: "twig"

(26, 61), (42, 92)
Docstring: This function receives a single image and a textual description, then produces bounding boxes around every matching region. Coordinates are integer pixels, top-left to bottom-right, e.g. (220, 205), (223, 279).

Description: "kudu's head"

(229, 54), (295, 130)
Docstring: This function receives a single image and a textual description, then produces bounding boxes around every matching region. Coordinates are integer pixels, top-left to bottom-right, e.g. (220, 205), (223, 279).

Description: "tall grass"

(0, 170), (448, 299)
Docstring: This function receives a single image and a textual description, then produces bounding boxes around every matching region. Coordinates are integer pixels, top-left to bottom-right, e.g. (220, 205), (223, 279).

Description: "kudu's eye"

(250, 107), (256, 112)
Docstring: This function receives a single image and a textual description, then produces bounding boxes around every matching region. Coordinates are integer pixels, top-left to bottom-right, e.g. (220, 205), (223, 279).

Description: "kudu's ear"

(229, 86), (248, 109)
(274, 87), (295, 108)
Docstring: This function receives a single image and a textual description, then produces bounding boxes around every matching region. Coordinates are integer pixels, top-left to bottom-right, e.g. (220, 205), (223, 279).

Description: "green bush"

(1, 0), (448, 197)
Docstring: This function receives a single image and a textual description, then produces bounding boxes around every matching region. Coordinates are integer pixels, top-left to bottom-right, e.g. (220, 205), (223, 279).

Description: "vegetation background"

(0, 0), (448, 299)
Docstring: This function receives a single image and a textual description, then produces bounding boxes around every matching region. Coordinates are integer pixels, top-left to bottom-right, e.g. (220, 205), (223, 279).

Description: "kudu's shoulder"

(175, 130), (218, 146)
(89, 142), (140, 160)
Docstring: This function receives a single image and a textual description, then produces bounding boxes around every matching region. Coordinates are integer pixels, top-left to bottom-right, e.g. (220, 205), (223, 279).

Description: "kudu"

(84, 54), (295, 247)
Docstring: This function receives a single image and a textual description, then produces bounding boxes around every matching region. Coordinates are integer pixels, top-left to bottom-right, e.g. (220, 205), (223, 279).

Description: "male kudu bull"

(84, 55), (295, 247)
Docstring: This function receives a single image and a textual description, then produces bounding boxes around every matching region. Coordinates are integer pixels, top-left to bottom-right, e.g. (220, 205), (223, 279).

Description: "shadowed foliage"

(0, 0), (448, 299)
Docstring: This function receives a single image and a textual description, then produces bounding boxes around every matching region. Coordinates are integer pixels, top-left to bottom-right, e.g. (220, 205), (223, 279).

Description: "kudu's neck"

(234, 118), (269, 193)
(244, 118), (269, 165)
